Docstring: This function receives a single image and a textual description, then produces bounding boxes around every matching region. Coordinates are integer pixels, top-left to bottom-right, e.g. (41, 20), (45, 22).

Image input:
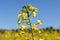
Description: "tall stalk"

(17, 4), (42, 40)
(27, 13), (34, 40)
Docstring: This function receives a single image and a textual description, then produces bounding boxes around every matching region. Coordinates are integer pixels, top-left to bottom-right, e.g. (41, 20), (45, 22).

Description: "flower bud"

(22, 13), (28, 20)
(18, 13), (22, 18)
(37, 20), (42, 26)
(32, 12), (37, 17)
(17, 20), (21, 25)
(26, 21), (31, 25)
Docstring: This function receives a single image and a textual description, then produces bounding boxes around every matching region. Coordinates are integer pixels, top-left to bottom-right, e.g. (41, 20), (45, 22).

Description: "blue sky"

(0, 0), (60, 29)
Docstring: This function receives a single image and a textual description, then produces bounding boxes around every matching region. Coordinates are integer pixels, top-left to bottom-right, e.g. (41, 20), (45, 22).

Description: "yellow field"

(0, 29), (60, 40)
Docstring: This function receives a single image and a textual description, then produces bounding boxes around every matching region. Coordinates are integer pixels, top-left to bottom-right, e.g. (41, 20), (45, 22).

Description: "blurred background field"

(0, 27), (60, 40)
(0, 0), (60, 40)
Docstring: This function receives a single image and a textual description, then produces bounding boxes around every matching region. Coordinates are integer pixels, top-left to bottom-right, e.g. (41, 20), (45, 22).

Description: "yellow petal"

(29, 5), (38, 11)
(37, 20), (42, 26)
(38, 30), (41, 33)
(21, 26), (26, 30)
(18, 13), (22, 18)
(32, 12), (37, 17)
(22, 16), (26, 20)
(29, 5), (32, 8)
(17, 20), (21, 24)
(32, 24), (38, 30)
(22, 13), (28, 20)
(35, 10), (38, 12)
(32, 7), (38, 11)
(26, 21), (30, 25)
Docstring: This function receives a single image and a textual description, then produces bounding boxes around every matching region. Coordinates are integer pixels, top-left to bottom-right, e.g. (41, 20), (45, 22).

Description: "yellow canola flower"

(21, 26), (26, 30)
(33, 7), (38, 11)
(32, 12), (37, 17)
(35, 9), (38, 12)
(20, 31), (25, 34)
(29, 5), (32, 9)
(32, 24), (38, 30)
(26, 21), (31, 25)
(38, 30), (42, 33)
(18, 13), (22, 18)
(37, 20), (42, 26)
(17, 20), (21, 25)
(29, 6), (38, 11)
(22, 13), (28, 20)
(15, 33), (19, 37)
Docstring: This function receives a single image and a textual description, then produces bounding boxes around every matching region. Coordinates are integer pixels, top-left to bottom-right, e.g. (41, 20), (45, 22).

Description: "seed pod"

(26, 21), (31, 25)
(17, 20), (21, 25)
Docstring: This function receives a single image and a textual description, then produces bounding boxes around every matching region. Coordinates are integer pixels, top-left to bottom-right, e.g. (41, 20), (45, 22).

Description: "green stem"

(28, 14), (34, 40)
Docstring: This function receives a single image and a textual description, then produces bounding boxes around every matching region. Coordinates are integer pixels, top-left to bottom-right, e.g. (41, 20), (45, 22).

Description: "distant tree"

(0, 30), (5, 33)
(46, 26), (53, 33)
(46, 26), (53, 30)
(50, 26), (53, 30)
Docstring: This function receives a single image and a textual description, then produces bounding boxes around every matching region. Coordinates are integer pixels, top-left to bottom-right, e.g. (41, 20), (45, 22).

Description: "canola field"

(0, 29), (60, 40)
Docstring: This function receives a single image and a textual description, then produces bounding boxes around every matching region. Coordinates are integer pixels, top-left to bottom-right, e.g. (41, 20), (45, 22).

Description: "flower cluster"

(17, 4), (42, 31)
